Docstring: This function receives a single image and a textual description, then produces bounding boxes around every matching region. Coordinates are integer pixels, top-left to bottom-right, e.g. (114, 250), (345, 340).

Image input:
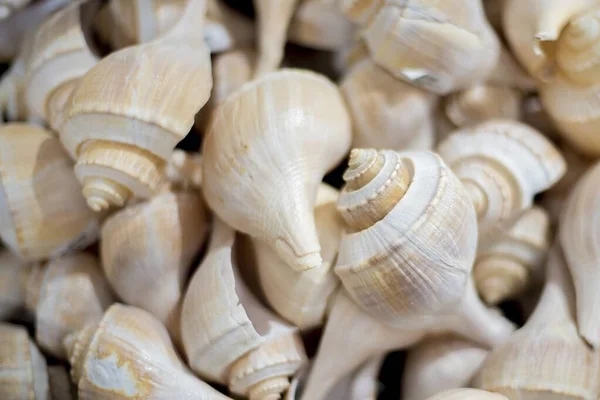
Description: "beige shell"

(288, 0), (354, 50)
(474, 206), (551, 305)
(0, 0), (31, 20)
(61, 0), (212, 212)
(253, 0), (299, 76)
(202, 69), (351, 272)
(444, 85), (522, 128)
(361, 0), (500, 94)
(181, 218), (307, 400)
(48, 365), (75, 400)
(101, 188), (209, 342)
(0, 323), (49, 400)
(65, 304), (233, 399)
(0, 249), (28, 320)
(402, 335), (488, 400)
(0, 124), (100, 262)
(437, 120), (566, 247)
(560, 160), (600, 349)
(340, 59), (437, 152)
(254, 183), (342, 331)
(475, 245), (600, 398)
(25, 1), (98, 133)
(425, 389), (508, 400)
(334, 149), (477, 324)
(502, 0), (597, 79)
(23, 252), (114, 359)
(486, 44), (537, 91)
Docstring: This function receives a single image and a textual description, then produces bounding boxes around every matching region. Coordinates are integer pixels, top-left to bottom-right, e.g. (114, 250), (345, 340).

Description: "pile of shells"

(0, 0), (599, 399)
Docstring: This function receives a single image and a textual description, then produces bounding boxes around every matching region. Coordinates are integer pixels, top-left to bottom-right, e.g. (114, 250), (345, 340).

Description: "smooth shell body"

(402, 335), (488, 400)
(437, 120), (565, 247)
(474, 206), (550, 305)
(0, 123), (100, 261)
(101, 189), (209, 341)
(476, 246), (600, 399)
(254, 183), (342, 331)
(340, 59), (437, 152)
(560, 160), (600, 349)
(362, 0), (500, 94)
(0, 249), (28, 320)
(202, 69), (352, 272)
(0, 323), (48, 400)
(65, 304), (233, 399)
(288, 0), (354, 50)
(335, 149), (478, 325)
(25, 253), (114, 359)
(181, 219), (307, 399)
(61, 0), (212, 211)
(425, 389), (508, 400)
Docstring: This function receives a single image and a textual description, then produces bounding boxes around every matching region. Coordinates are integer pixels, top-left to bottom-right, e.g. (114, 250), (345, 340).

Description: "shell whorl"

(557, 8), (600, 85)
(338, 149), (410, 232)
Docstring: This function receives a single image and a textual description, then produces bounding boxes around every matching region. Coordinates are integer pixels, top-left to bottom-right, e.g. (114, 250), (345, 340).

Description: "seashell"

(502, 0), (597, 79)
(0, 0), (69, 62)
(486, 44), (537, 91)
(334, 149), (477, 324)
(253, 183), (342, 331)
(253, 0), (299, 76)
(347, 356), (383, 400)
(26, 1), (98, 134)
(181, 218), (308, 400)
(288, 0), (354, 50)
(204, 0), (255, 53)
(0, 323), (49, 400)
(402, 335), (488, 400)
(476, 245), (600, 398)
(0, 0), (31, 20)
(425, 388), (508, 400)
(437, 120), (566, 247)
(101, 188), (209, 342)
(0, 123), (100, 262)
(474, 206), (551, 305)
(334, 35), (370, 75)
(48, 365), (75, 400)
(0, 249), (29, 320)
(560, 159), (600, 348)
(23, 252), (114, 359)
(202, 69), (351, 272)
(444, 85), (522, 128)
(65, 303), (234, 399)
(61, 0), (213, 212)
(165, 150), (203, 190)
(539, 72), (600, 157)
(360, 0), (500, 94)
(340, 59), (437, 152)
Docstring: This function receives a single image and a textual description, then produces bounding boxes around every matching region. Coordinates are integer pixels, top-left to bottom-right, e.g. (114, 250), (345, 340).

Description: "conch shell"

(181, 218), (308, 400)
(202, 69), (351, 272)
(0, 123), (100, 261)
(65, 304), (233, 399)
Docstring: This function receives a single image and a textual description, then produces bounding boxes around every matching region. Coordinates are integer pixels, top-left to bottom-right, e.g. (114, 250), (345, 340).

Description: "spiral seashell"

(361, 0), (500, 94)
(340, 59), (437, 152)
(0, 323), (49, 400)
(202, 69), (351, 272)
(335, 149), (478, 324)
(65, 304), (233, 399)
(560, 160), (600, 349)
(61, 0), (212, 212)
(0, 123), (100, 262)
(437, 120), (566, 247)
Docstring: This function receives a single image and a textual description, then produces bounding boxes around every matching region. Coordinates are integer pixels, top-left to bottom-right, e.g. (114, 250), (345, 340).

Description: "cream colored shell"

(61, 0), (212, 212)
(0, 123), (100, 262)
(288, 0), (354, 50)
(101, 188), (209, 342)
(476, 245), (600, 399)
(254, 183), (342, 331)
(65, 304), (233, 399)
(560, 160), (600, 349)
(340, 59), (437, 152)
(474, 206), (551, 305)
(24, 252), (114, 359)
(425, 389), (508, 400)
(202, 69), (351, 272)
(0, 249), (28, 320)
(0, 323), (49, 400)
(361, 0), (500, 94)
(181, 218), (307, 400)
